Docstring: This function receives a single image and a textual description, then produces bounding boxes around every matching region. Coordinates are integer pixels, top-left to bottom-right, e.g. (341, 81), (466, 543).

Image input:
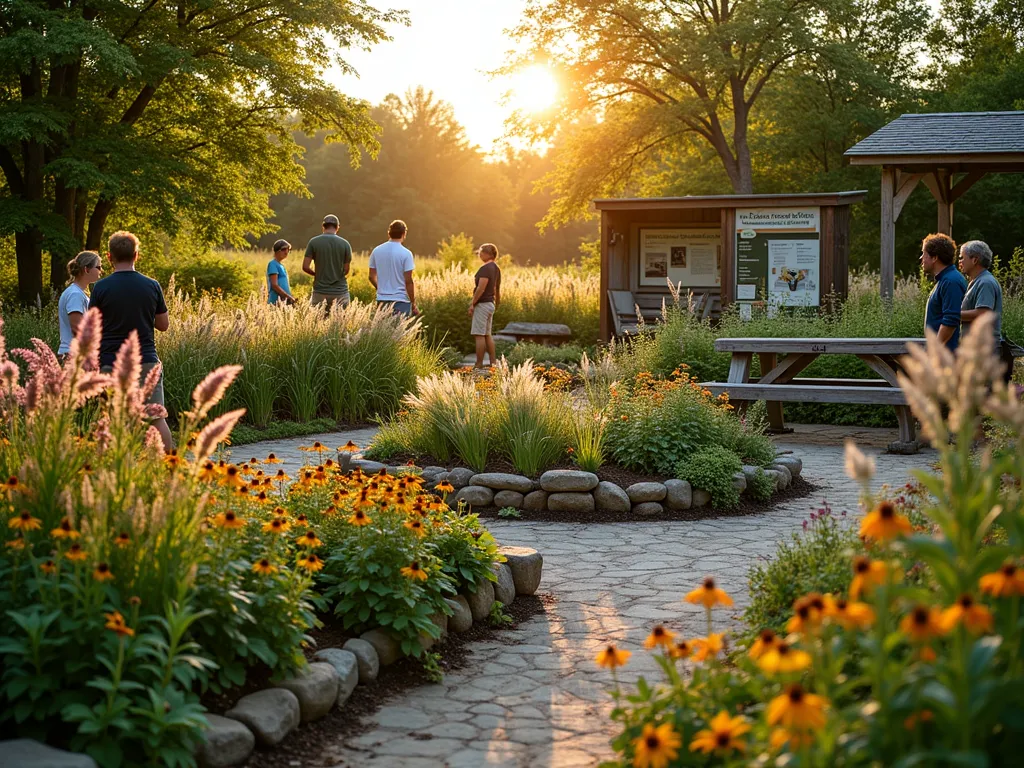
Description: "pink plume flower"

(141, 363), (163, 402)
(68, 308), (102, 372)
(145, 403), (168, 420)
(112, 331), (142, 397)
(193, 408), (246, 460)
(143, 425), (164, 453)
(94, 416), (112, 452)
(75, 372), (113, 405)
(190, 365), (242, 420)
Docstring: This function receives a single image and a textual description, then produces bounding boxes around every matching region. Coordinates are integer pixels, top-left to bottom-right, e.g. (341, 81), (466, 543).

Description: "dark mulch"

(242, 594), (552, 768)
(475, 475), (818, 523)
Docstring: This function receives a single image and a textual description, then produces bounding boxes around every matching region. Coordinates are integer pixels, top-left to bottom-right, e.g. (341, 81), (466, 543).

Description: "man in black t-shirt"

(468, 243), (501, 370)
(90, 230), (173, 450)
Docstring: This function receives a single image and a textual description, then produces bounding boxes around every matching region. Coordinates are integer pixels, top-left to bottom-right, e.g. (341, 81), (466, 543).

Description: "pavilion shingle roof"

(845, 111), (1024, 157)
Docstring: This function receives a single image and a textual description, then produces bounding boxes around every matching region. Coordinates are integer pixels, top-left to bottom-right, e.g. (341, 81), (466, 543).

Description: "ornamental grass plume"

(189, 364), (243, 420)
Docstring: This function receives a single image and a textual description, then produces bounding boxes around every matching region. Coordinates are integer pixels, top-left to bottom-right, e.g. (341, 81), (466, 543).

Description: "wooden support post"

(880, 167), (896, 302)
(924, 170), (953, 236)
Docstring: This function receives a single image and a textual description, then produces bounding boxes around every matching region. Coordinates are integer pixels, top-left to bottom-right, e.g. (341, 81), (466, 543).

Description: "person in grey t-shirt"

(958, 240), (1003, 347)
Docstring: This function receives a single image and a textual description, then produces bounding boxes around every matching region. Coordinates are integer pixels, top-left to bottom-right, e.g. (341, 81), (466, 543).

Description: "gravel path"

(240, 425), (936, 768)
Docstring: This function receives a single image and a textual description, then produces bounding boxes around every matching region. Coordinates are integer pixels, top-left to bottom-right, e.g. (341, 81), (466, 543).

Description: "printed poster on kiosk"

(734, 208), (821, 312)
(638, 228), (721, 288)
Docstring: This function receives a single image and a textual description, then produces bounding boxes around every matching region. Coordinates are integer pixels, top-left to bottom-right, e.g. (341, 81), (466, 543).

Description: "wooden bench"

(705, 337), (925, 453)
(607, 289), (721, 338)
(496, 321), (573, 346)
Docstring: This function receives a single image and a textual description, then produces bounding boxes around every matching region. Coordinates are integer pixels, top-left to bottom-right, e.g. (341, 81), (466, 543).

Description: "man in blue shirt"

(267, 239), (296, 305)
(920, 233), (967, 351)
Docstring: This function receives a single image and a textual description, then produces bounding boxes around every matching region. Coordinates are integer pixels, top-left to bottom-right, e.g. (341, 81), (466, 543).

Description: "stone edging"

(351, 454), (804, 517)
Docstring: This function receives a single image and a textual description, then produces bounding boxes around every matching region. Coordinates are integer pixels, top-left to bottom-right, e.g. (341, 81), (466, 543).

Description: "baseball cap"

(323, 214), (340, 227)
(273, 239), (291, 252)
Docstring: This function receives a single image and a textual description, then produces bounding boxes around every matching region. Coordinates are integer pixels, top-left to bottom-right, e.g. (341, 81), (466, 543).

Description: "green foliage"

(499, 342), (589, 368)
(675, 445), (743, 509)
(498, 507), (522, 519)
(229, 418), (339, 447)
(747, 467), (776, 501)
(492, 361), (569, 476)
(437, 233), (477, 271)
(488, 601), (514, 627)
(429, 511), (502, 593)
(569, 405), (607, 473)
(149, 255), (254, 299)
(421, 652), (444, 683)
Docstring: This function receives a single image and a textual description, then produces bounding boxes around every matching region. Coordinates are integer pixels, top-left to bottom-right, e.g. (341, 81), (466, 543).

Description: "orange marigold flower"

(689, 711), (750, 755)
(900, 604), (945, 643)
(860, 501), (911, 541)
(634, 721), (682, 767)
(643, 625), (676, 650)
(9, 510), (42, 532)
(685, 577), (733, 609)
(50, 517), (80, 540)
(767, 684), (828, 730)
(850, 556), (887, 599)
(595, 644), (631, 669)
(979, 562), (1024, 598)
(92, 562), (115, 582)
(940, 594), (993, 635)
(691, 633), (724, 663)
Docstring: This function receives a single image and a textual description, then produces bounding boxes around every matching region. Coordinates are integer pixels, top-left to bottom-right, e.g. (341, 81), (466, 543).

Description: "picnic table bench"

(702, 337), (924, 454)
(496, 322), (573, 345)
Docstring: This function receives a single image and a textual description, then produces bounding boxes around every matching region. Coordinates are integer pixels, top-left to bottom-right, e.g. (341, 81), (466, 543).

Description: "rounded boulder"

(454, 485), (495, 507)
(494, 490), (525, 509)
(196, 714), (255, 768)
(538, 469), (599, 492)
(225, 688), (300, 746)
(274, 662), (340, 722)
(664, 479), (692, 510)
(593, 481), (630, 513)
(547, 492), (595, 513)
(626, 482), (667, 503)
(470, 473), (534, 493)
(499, 546), (543, 595)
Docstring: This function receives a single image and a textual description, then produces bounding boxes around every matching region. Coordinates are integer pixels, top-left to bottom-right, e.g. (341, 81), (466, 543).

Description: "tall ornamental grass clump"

(598, 315), (1024, 766)
(157, 289), (442, 427)
(0, 310), (315, 765)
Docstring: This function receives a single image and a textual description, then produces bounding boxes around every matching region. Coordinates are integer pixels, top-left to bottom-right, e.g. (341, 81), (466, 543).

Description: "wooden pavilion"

(844, 111), (1024, 299)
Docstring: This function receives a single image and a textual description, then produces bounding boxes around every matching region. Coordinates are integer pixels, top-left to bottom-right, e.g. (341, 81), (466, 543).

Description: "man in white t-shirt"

(368, 219), (417, 316)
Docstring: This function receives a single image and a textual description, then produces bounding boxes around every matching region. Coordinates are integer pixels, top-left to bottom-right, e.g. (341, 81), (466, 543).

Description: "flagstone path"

(240, 425), (936, 768)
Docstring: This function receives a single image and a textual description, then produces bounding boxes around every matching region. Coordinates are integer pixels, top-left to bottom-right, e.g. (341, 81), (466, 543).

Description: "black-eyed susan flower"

(299, 441), (326, 453)
(340, 441), (359, 452)
(274, 469), (290, 482)
(689, 711), (750, 755)
(748, 629), (778, 660)
(264, 453), (281, 464)
(3, 475), (21, 496)
(293, 514), (309, 528)
(65, 543), (87, 561)
(213, 511), (245, 530)
(198, 461), (218, 482)
(9, 510), (41, 531)
(104, 611), (134, 637)
(787, 593), (826, 634)
(348, 510), (371, 526)
(633, 722), (682, 768)
(221, 465), (245, 489)
(669, 639), (692, 660)
(767, 684), (828, 730)
(643, 625), (676, 650)
(297, 553), (324, 572)
(164, 450), (181, 469)
(823, 594), (875, 631)
(253, 490), (272, 504)
(404, 519), (426, 538)
(322, 505), (338, 518)
(296, 531), (323, 549)
(979, 562), (1024, 598)
(757, 641), (812, 675)
(595, 644), (631, 669)
(400, 561), (428, 581)
(769, 728), (815, 751)
(92, 562), (115, 582)
(263, 517), (290, 535)
(435, 481), (454, 494)
(691, 633), (724, 663)
(685, 577), (733, 609)
(940, 594), (993, 634)
(248, 457), (261, 466)
(113, 532), (130, 548)
(900, 604), (944, 642)
(4, 534), (25, 550)
(40, 559), (57, 574)
(50, 517), (80, 540)
(850, 556), (887, 599)
(252, 558), (278, 575)
(860, 500), (911, 541)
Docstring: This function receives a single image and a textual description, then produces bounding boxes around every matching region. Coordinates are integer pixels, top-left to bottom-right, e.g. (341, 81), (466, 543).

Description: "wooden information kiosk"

(596, 192), (867, 340)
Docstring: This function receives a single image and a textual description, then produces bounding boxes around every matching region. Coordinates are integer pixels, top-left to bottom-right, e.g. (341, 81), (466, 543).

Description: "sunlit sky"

(329, 1), (537, 153)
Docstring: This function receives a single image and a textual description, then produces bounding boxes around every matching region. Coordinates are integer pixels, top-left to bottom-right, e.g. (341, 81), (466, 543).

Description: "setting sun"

(506, 64), (560, 113)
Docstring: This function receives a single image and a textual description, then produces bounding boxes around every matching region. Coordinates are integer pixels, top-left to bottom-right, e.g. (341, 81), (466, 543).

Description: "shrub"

(492, 361), (568, 476)
(436, 232), (477, 271)
(675, 445), (742, 509)
(746, 467), (776, 501)
(500, 341), (589, 368)
(149, 254), (254, 298)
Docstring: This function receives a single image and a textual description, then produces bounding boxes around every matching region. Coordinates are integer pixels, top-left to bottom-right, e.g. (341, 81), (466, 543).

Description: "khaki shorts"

(101, 362), (165, 407)
(311, 291), (350, 310)
(471, 302), (495, 336)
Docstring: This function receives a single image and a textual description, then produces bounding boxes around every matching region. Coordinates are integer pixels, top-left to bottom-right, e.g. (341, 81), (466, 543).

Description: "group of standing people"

(265, 214), (502, 369)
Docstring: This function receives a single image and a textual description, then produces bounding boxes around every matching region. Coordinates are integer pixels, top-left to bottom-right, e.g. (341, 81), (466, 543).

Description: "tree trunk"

(51, 181), (79, 289)
(731, 90), (755, 194)
(86, 199), (115, 251)
(15, 229), (44, 306)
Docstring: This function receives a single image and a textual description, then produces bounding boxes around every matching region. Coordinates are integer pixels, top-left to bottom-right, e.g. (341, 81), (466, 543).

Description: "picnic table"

(702, 337), (924, 454)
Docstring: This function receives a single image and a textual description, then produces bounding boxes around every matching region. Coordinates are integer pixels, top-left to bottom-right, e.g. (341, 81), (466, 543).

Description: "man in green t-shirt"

(302, 214), (353, 310)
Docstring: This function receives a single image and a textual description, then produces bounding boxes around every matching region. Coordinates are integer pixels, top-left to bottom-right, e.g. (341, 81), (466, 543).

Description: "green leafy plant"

(492, 361), (568, 476)
(421, 651), (444, 683)
(747, 467), (776, 501)
(675, 445), (743, 509)
(488, 601), (513, 627)
(436, 232), (477, 271)
(498, 506), (522, 519)
(569, 405), (607, 473)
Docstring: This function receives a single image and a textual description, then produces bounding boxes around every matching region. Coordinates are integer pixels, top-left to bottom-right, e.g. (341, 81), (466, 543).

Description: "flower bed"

(368, 361), (795, 514)
(0, 311), (534, 767)
(596, 318), (1024, 766)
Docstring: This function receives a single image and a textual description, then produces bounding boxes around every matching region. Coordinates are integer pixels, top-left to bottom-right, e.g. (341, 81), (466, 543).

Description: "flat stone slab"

(225, 688), (300, 746)
(539, 470), (599, 492)
(195, 714), (255, 768)
(498, 322), (572, 338)
(0, 740), (98, 768)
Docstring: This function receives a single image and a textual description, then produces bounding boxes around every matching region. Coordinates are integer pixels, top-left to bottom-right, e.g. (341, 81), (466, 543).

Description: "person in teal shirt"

(267, 239), (296, 305)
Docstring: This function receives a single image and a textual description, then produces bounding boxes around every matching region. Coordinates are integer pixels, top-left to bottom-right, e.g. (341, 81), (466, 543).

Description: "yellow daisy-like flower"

(859, 500), (912, 541)
(939, 594), (993, 635)
(113, 531), (131, 548)
(787, 593), (827, 634)
(900, 604), (945, 642)
(221, 465), (245, 489)
(40, 559), (57, 574)
(92, 562), (115, 582)
(198, 461), (218, 482)
(643, 625), (676, 650)
(400, 561), (428, 581)
(748, 629), (778, 659)
(823, 594), (875, 631)
(9, 510), (42, 531)
(252, 558), (278, 575)
(264, 453), (281, 464)
(404, 519), (427, 538)
(104, 611), (134, 638)
(669, 639), (692, 660)
(65, 543), (87, 561)
(769, 727), (815, 751)
(50, 517), (80, 540)
(297, 553), (325, 572)
(633, 722), (682, 768)
(348, 510), (372, 527)
(979, 562), (1024, 598)
(3, 475), (22, 496)
(4, 534), (25, 550)
(339, 441), (359, 452)
(767, 684), (828, 730)
(691, 633), (724, 663)
(757, 641), (812, 675)
(293, 514), (309, 528)
(689, 711), (750, 755)
(435, 481), (455, 494)
(296, 531), (323, 549)
(263, 517), (290, 535)
(213, 511), (245, 530)
(253, 490), (272, 504)
(595, 644), (631, 669)
(685, 577), (733, 609)
(850, 556), (887, 599)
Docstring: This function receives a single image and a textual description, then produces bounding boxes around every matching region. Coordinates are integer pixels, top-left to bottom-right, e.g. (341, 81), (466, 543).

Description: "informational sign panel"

(735, 208), (820, 307)
(638, 228), (721, 288)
